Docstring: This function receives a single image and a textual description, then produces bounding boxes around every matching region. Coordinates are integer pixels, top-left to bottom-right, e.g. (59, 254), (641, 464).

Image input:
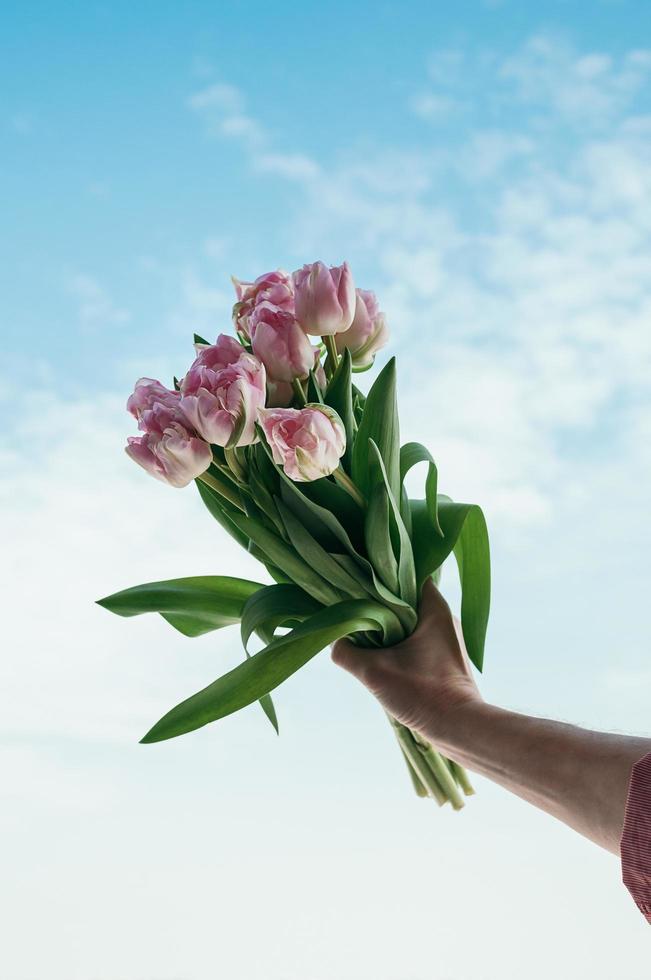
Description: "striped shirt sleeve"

(621, 751), (651, 923)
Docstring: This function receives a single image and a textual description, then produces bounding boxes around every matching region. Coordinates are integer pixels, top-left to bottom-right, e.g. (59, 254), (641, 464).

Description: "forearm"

(422, 702), (651, 854)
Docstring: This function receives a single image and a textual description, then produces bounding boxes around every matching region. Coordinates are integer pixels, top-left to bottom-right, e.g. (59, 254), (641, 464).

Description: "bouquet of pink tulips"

(98, 261), (490, 809)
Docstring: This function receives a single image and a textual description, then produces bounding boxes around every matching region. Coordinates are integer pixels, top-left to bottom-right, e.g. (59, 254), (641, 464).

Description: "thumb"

(330, 637), (360, 674)
(331, 637), (385, 685)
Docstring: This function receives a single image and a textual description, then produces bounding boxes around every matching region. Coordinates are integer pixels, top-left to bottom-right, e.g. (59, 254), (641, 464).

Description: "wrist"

(418, 693), (495, 749)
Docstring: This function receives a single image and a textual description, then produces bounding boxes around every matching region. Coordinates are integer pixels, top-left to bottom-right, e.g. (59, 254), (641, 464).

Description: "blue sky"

(2, 2), (651, 977)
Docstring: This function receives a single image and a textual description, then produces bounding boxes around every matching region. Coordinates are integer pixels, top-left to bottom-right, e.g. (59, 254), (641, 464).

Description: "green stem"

(292, 378), (307, 406)
(412, 732), (465, 810)
(323, 334), (339, 378)
(197, 470), (245, 511)
(398, 742), (428, 798)
(332, 466), (366, 509)
(448, 759), (475, 796)
(389, 718), (447, 806)
(224, 446), (247, 483)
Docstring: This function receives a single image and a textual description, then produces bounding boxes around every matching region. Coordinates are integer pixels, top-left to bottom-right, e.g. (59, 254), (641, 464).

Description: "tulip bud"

(335, 289), (389, 369)
(232, 269), (294, 340)
(127, 377), (182, 430)
(293, 261), (356, 336)
(249, 302), (316, 383)
(258, 404), (346, 482)
(180, 334), (266, 447)
(125, 379), (212, 488)
(126, 426), (212, 489)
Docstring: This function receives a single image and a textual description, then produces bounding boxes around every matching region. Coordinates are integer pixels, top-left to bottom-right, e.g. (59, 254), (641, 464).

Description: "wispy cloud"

(185, 36), (651, 533)
(500, 35), (651, 122)
(66, 273), (131, 330)
(188, 80), (321, 183)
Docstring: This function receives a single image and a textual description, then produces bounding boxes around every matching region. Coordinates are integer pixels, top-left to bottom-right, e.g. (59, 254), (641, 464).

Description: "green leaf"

(324, 348), (354, 469)
(452, 503), (491, 673)
(364, 480), (400, 595)
(97, 575), (264, 637)
(256, 425), (364, 556)
(399, 442), (442, 536)
(330, 555), (416, 641)
(409, 496), (490, 671)
(277, 500), (370, 599)
(195, 480), (249, 550)
(258, 692), (279, 733)
(193, 332), (210, 346)
(141, 599), (405, 742)
(240, 583), (323, 651)
(351, 357), (400, 501)
(369, 440), (417, 609)
(247, 545), (293, 585)
(307, 369), (325, 404)
(228, 511), (343, 605)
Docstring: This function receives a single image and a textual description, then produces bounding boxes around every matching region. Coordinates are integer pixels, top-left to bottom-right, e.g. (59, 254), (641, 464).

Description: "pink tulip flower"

(335, 288), (389, 368)
(249, 302), (315, 383)
(232, 269), (294, 340)
(259, 404), (346, 482)
(125, 379), (212, 488)
(180, 334), (266, 447)
(127, 377), (182, 430)
(126, 426), (212, 489)
(293, 261), (356, 336)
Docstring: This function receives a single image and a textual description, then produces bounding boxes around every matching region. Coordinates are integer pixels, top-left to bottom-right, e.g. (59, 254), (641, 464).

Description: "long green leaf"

(409, 496), (490, 671)
(240, 583), (323, 651)
(351, 357), (400, 501)
(399, 442), (442, 537)
(277, 501), (370, 599)
(195, 480), (249, 550)
(369, 440), (417, 609)
(97, 576), (264, 637)
(141, 600), (405, 742)
(228, 511), (343, 605)
(452, 504), (491, 672)
(324, 348), (354, 469)
(364, 482), (400, 595)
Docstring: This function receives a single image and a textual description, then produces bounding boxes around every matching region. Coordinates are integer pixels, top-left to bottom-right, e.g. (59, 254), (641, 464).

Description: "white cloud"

(188, 80), (319, 181)
(255, 151), (321, 181)
(500, 34), (651, 122)
(409, 91), (458, 120)
(66, 273), (131, 330)
(0, 393), (264, 742)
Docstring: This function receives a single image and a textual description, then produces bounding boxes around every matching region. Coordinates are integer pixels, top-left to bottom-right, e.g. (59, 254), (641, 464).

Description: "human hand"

(331, 578), (483, 742)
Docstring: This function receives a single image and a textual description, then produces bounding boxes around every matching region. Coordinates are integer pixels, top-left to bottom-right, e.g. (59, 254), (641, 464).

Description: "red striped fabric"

(621, 752), (651, 924)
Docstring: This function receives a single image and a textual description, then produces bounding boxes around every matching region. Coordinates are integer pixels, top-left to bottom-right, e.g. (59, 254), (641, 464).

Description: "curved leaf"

(141, 600), (405, 743)
(410, 496), (490, 671)
(399, 442), (442, 537)
(365, 482), (400, 595)
(228, 511), (342, 605)
(97, 575), (264, 637)
(369, 440), (417, 608)
(452, 503), (491, 673)
(351, 357), (400, 501)
(240, 583), (323, 651)
(331, 554), (416, 641)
